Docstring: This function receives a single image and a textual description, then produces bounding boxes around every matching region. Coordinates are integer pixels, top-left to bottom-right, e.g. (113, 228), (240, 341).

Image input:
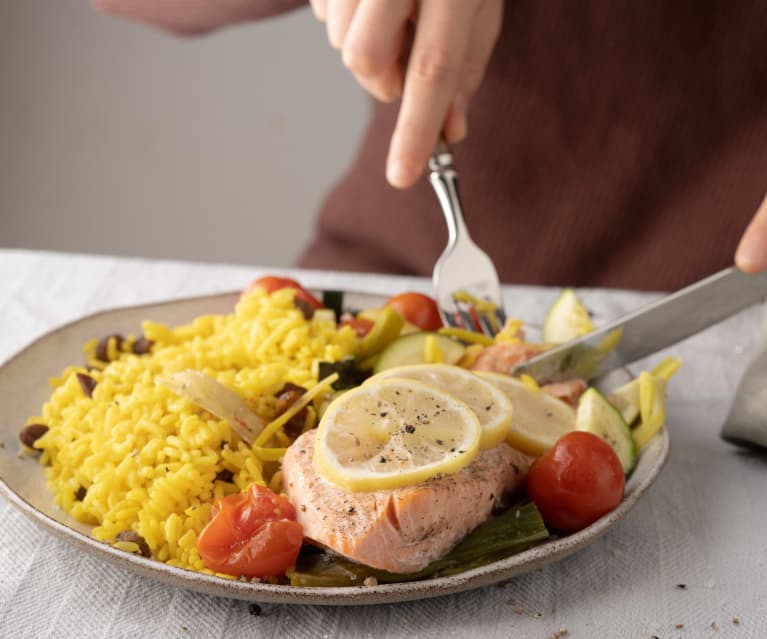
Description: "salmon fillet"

(282, 431), (532, 573)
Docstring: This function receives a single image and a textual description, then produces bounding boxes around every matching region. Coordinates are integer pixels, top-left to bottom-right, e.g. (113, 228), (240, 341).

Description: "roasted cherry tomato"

(525, 431), (625, 532)
(385, 292), (442, 331)
(197, 484), (303, 578)
(340, 316), (375, 338)
(242, 276), (323, 310)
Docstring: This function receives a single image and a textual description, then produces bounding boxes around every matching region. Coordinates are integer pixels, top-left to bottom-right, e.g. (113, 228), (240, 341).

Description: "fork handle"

(428, 139), (470, 248)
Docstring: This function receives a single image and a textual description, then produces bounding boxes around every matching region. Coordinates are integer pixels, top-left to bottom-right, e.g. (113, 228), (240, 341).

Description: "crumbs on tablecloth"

(732, 617), (741, 625)
(505, 597), (543, 619)
(675, 583), (687, 590)
(549, 628), (568, 639)
(711, 621), (718, 631)
(676, 623), (685, 629)
(248, 603), (262, 617)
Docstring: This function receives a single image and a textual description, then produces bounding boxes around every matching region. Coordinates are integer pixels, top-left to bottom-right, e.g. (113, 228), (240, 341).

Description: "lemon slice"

(479, 372), (576, 456)
(369, 363), (512, 449)
(542, 288), (595, 343)
(315, 378), (481, 491)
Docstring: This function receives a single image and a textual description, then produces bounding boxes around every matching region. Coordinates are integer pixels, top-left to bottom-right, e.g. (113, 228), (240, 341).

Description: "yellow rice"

(28, 287), (358, 574)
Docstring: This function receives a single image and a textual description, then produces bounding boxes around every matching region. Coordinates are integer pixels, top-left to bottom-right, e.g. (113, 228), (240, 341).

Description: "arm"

(736, 194), (767, 273)
(91, 0), (307, 36)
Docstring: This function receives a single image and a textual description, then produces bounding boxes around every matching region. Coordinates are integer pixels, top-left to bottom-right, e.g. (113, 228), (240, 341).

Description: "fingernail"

(386, 160), (414, 188)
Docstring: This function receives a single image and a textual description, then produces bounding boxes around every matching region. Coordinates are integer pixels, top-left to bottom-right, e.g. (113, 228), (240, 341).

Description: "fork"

(429, 139), (507, 335)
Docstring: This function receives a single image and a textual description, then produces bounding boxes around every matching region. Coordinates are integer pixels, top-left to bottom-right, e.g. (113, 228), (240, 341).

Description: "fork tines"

(444, 295), (507, 336)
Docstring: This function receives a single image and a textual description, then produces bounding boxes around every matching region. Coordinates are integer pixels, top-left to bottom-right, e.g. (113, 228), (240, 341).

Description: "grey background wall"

(0, 1), (368, 268)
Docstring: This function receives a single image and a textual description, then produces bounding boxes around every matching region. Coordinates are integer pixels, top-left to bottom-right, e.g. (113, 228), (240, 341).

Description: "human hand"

(310, 0), (504, 189)
(735, 194), (767, 273)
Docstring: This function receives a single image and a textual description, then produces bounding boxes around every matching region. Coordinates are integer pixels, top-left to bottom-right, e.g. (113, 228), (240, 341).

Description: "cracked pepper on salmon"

(282, 431), (533, 574)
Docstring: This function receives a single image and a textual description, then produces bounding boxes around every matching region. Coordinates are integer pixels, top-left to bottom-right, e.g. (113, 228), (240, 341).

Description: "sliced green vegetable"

(575, 387), (637, 474)
(322, 290), (344, 322)
(288, 501), (549, 587)
(373, 331), (464, 373)
(318, 357), (368, 390)
(356, 306), (405, 361)
(542, 288), (595, 343)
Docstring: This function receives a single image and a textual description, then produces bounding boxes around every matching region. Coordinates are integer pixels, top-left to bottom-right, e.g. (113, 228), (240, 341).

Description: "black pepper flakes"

(74, 486), (87, 501)
(405, 425), (416, 434)
(248, 603), (262, 617)
(379, 456), (387, 464)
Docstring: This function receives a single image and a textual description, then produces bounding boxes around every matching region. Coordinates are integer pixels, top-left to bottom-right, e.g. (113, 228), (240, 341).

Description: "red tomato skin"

(242, 276), (323, 309)
(197, 484), (303, 578)
(340, 317), (375, 338)
(526, 431), (625, 533)
(385, 292), (443, 331)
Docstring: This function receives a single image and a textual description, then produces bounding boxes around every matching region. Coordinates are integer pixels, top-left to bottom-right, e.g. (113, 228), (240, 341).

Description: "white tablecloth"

(1, 249), (765, 639)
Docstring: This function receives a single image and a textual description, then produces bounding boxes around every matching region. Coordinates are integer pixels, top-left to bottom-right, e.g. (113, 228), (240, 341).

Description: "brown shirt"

(297, 1), (767, 291)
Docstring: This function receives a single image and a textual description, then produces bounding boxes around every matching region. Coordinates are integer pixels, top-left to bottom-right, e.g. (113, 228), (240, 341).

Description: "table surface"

(1, 249), (765, 639)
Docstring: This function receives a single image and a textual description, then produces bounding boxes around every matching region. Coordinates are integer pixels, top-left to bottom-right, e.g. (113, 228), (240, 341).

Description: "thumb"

(736, 193), (767, 273)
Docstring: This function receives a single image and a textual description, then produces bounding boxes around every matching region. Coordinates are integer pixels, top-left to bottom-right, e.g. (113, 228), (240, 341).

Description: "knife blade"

(514, 267), (767, 382)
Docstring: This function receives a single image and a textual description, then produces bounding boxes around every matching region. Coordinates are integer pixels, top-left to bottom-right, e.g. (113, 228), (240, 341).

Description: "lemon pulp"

(368, 363), (512, 449)
(315, 378), (481, 491)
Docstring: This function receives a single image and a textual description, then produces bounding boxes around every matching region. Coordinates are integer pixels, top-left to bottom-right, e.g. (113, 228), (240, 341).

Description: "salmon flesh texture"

(282, 430), (532, 574)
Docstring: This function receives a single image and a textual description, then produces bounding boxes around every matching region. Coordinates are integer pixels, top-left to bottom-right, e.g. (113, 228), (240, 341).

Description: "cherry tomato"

(525, 431), (625, 532)
(197, 484), (303, 578)
(340, 316), (375, 338)
(242, 276), (323, 310)
(385, 292), (442, 331)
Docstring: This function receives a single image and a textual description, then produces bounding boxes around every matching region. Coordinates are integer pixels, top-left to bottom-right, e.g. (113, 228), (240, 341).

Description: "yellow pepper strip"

(269, 470), (283, 494)
(651, 356), (682, 381)
(633, 371), (668, 449)
(456, 343), (485, 368)
(438, 327), (495, 346)
(520, 374), (540, 392)
(494, 319), (524, 343)
(253, 373), (339, 448)
(254, 447), (288, 462)
(424, 334), (445, 363)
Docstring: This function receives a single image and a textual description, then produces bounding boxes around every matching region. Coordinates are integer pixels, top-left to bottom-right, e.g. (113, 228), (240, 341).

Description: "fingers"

(342, 0), (412, 101)
(326, 0), (358, 49)
(386, 1), (479, 187)
(735, 193), (767, 273)
(312, 0), (503, 189)
(309, 0), (327, 21)
(442, 0), (503, 143)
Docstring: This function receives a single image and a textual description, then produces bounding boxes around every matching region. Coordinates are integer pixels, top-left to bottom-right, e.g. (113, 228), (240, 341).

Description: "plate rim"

(0, 290), (670, 606)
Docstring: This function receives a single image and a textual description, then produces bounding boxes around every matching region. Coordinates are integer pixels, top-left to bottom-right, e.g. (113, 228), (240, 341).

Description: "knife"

(513, 267), (767, 382)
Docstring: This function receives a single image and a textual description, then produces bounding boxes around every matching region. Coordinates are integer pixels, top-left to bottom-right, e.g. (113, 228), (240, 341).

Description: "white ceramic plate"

(0, 291), (669, 606)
